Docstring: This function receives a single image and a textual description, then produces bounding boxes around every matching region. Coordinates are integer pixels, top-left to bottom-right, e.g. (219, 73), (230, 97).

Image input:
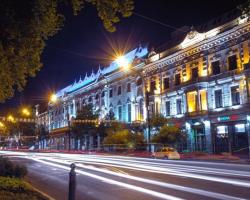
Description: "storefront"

(211, 114), (249, 155)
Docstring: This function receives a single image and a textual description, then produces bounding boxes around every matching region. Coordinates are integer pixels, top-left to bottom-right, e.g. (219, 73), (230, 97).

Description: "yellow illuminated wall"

(200, 90), (207, 110)
(242, 41), (250, 71)
(187, 91), (197, 112)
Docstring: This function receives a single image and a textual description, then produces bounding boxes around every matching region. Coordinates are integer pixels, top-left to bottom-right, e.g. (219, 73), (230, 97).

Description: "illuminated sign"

(217, 115), (239, 122)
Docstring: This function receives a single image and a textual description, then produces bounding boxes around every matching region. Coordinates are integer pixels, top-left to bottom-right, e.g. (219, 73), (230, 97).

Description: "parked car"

(152, 147), (180, 160)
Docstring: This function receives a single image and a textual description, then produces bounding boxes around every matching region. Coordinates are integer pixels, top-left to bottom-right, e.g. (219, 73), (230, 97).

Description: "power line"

(134, 12), (185, 32)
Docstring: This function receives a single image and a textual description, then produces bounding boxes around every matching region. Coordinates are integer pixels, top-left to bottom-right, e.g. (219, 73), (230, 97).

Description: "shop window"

(117, 86), (122, 95)
(211, 61), (220, 75)
(176, 99), (182, 114)
(216, 125), (228, 138)
(187, 91), (197, 112)
(231, 86), (240, 105)
(163, 77), (170, 89)
(165, 101), (170, 116)
(200, 90), (207, 110)
(235, 124), (245, 133)
(191, 67), (198, 80)
(127, 83), (131, 92)
(215, 90), (222, 108)
(228, 55), (237, 71)
(150, 80), (156, 93)
(109, 89), (113, 98)
(175, 74), (181, 86)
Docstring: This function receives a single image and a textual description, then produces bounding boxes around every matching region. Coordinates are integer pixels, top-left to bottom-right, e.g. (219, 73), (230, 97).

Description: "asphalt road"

(0, 151), (250, 200)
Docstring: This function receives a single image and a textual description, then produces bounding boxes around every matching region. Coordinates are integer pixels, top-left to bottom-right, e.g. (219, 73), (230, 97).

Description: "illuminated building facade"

(44, 9), (250, 155)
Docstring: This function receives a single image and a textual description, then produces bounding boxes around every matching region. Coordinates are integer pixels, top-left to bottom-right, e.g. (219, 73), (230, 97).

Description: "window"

(118, 106), (122, 121)
(118, 86), (122, 95)
(231, 86), (240, 105)
(136, 78), (142, 86)
(175, 74), (181, 86)
(200, 90), (207, 110)
(88, 96), (92, 102)
(235, 124), (245, 133)
(166, 101), (170, 116)
(101, 91), (105, 98)
(191, 67), (198, 80)
(176, 99), (182, 114)
(138, 98), (144, 120)
(217, 125), (228, 138)
(95, 93), (99, 100)
(215, 90), (222, 108)
(109, 89), (113, 98)
(187, 91), (197, 112)
(127, 83), (131, 92)
(150, 80), (156, 93)
(163, 77), (170, 89)
(127, 103), (131, 122)
(228, 55), (237, 70)
(211, 61), (220, 75)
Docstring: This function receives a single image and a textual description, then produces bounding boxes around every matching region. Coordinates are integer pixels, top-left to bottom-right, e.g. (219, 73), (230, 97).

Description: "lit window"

(187, 91), (197, 112)
(200, 90), (207, 110)
(127, 103), (131, 122)
(217, 125), (228, 138)
(235, 124), (245, 133)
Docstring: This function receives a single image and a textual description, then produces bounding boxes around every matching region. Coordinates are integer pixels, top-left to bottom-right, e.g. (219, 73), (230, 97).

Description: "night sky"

(0, 0), (246, 113)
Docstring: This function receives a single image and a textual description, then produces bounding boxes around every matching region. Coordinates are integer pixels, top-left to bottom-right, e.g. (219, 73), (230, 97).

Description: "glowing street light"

(0, 121), (5, 128)
(50, 94), (57, 103)
(22, 108), (30, 116)
(7, 115), (15, 122)
(116, 55), (130, 70)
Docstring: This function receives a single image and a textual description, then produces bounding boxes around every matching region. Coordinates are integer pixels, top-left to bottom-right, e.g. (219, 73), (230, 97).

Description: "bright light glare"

(50, 94), (57, 103)
(22, 108), (30, 116)
(7, 115), (14, 122)
(116, 56), (129, 69)
(0, 122), (4, 128)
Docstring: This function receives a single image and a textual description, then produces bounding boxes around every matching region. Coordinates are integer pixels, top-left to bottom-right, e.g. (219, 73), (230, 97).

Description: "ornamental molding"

(144, 22), (250, 75)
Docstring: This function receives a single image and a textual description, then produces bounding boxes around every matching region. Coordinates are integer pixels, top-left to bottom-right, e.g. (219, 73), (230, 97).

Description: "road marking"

(30, 157), (185, 200)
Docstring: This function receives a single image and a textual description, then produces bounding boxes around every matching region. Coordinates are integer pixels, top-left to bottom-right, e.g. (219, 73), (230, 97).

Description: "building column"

(204, 120), (212, 153)
(185, 122), (194, 152)
(89, 135), (93, 149)
(97, 134), (101, 150)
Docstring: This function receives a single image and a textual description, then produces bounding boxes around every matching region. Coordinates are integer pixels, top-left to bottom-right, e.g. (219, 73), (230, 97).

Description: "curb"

(28, 182), (56, 200)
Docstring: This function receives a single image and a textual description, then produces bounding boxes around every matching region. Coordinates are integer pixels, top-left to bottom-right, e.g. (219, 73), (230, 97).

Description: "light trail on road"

(1, 151), (250, 200)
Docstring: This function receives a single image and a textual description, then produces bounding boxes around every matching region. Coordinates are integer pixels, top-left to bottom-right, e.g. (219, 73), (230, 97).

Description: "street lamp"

(116, 56), (130, 71)
(50, 94), (57, 103)
(7, 115), (15, 123)
(22, 108), (30, 116)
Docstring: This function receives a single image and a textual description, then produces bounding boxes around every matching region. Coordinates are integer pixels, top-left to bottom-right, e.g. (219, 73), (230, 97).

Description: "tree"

(152, 125), (182, 146)
(103, 123), (144, 149)
(71, 104), (99, 149)
(150, 113), (168, 131)
(0, 0), (134, 102)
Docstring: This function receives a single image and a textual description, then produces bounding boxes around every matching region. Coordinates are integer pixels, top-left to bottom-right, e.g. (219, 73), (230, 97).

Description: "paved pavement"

(0, 151), (250, 200)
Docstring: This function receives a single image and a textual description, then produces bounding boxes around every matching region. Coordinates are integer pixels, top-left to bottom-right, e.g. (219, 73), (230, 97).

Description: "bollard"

(68, 163), (76, 200)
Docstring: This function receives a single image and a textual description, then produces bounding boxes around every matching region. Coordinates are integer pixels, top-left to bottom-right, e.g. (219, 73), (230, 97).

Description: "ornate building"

(41, 8), (250, 156)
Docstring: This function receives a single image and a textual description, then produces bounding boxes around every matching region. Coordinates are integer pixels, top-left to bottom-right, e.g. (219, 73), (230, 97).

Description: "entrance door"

(193, 125), (206, 151)
(215, 125), (229, 153)
(232, 124), (249, 155)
